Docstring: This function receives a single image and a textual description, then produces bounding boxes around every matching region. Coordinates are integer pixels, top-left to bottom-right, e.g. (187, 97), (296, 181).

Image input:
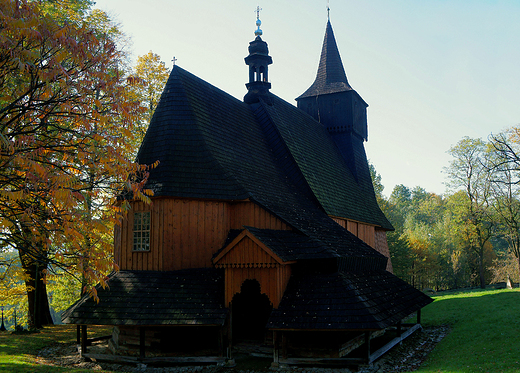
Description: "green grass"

(0, 324), (111, 373)
(410, 288), (520, 373)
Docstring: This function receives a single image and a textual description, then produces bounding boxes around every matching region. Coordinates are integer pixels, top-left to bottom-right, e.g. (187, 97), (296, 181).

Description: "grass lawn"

(410, 288), (520, 373)
(0, 324), (112, 373)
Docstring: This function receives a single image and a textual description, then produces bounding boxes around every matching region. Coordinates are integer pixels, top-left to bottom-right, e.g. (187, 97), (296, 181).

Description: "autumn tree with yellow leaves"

(0, 0), (152, 328)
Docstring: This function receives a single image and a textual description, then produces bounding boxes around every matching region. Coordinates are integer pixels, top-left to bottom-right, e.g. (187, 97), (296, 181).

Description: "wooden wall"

(332, 217), (376, 248)
(213, 234), (293, 307)
(224, 265), (291, 308)
(230, 202), (291, 230)
(115, 199), (290, 271)
(375, 229), (393, 273)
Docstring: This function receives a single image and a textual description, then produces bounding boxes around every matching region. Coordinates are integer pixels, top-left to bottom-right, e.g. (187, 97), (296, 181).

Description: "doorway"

(231, 279), (273, 342)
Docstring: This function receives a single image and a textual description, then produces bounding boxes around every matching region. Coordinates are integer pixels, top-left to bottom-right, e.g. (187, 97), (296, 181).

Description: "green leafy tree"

(445, 137), (496, 288)
(127, 51), (171, 153)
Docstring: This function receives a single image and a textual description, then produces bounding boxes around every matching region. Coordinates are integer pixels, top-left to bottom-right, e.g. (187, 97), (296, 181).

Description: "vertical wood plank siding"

(332, 217), (375, 249)
(375, 229), (393, 273)
(115, 200), (290, 271)
(332, 217), (393, 272)
(225, 266), (291, 308)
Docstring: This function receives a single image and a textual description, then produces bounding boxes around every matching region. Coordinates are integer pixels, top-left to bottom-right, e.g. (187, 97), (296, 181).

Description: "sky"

(94, 0), (520, 197)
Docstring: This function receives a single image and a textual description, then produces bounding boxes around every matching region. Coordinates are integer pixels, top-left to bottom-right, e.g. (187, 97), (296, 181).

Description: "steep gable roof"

(135, 69), (251, 200)
(137, 66), (387, 265)
(257, 95), (392, 229)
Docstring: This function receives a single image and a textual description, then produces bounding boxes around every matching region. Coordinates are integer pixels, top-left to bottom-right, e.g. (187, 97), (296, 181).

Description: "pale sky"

(94, 0), (520, 197)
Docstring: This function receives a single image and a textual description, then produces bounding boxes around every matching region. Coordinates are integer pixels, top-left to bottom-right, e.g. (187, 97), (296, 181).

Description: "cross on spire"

(254, 6), (263, 36)
(172, 56), (177, 66)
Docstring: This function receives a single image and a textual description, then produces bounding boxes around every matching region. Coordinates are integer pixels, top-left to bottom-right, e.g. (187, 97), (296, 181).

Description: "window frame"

(132, 211), (151, 252)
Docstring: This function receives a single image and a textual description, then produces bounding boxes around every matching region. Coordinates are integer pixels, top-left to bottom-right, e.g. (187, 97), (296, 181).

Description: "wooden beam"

(139, 327), (146, 360)
(82, 354), (226, 364)
(417, 309), (422, 324)
(364, 332), (371, 364)
(278, 357), (366, 366)
(369, 324), (422, 363)
(86, 335), (112, 344)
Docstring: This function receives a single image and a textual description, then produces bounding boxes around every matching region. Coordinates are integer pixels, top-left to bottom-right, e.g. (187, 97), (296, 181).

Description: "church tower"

(296, 19), (370, 188)
(244, 8), (273, 104)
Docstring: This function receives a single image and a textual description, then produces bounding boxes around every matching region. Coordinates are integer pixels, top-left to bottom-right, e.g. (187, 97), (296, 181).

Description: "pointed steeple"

(296, 18), (370, 186)
(297, 20), (352, 99)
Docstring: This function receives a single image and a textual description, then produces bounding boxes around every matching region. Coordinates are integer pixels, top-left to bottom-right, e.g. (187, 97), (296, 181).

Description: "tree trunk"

(517, 256), (520, 285)
(479, 246), (486, 289)
(20, 253), (54, 329)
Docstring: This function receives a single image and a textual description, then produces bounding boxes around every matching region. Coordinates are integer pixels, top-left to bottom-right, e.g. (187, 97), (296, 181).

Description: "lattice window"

(133, 212), (150, 251)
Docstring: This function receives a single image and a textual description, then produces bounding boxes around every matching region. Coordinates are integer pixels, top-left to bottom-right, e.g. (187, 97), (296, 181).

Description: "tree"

(488, 129), (520, 280)
(0, 0), (151, 328)
(127, 51), (170, 152)
(445, 137), (495, 288)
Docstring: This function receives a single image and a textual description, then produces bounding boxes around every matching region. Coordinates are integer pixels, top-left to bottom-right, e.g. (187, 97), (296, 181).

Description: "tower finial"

(254, 6), (263, 36)
(327, 0), (330, 20)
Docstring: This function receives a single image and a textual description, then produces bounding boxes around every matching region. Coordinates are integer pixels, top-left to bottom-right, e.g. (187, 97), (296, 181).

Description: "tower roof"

(298, 20), (352, 99)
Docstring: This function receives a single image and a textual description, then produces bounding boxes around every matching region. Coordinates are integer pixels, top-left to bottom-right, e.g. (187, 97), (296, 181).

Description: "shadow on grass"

(0, 325), (112, 373)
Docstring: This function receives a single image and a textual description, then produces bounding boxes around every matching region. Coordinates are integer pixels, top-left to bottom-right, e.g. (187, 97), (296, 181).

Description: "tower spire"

(296, 18), (369, 182)
(297, 19), (351, 99)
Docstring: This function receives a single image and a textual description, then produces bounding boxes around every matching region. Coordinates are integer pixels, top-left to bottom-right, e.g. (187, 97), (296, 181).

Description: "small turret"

(244, 7), (273, 104)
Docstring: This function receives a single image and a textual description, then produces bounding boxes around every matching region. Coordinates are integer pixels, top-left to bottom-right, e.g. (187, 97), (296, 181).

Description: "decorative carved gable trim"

(213, 229), (288, 268)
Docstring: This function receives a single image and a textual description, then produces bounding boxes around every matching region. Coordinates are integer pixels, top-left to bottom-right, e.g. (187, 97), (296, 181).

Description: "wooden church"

(63, 13), (432, 366)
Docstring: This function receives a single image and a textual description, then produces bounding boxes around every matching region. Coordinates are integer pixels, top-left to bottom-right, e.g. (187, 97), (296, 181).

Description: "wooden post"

(281, 331), (288, 360)
(81, 325), (87, 355)
(364, 331), (371, 364)
(139, 327), (146, 360)
(417, 309), (422, 325)
(272, 331), (279, 365)
(397, 321), (402, 337)
(218, 327), (224, 357)
(228, 302), (233, 356)
(76, 325), (80, 345)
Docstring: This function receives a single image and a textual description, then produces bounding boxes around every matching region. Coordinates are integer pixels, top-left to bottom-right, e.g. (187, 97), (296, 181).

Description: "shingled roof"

(62, 269), (227, 326)
(268, 271), (432, 330)
(298, 20), (354, 99)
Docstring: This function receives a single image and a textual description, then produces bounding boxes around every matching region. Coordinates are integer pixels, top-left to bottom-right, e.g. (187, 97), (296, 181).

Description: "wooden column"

(417, 309), (422, 325)
(76, 325), (81, 345)
(397, 321), (402, 337)
(272, 331), (279, 365)
(81, 325), (87, 355)
(139, 327), (146, 360)
(364, 332), (371, 364)
(281, 331), (288, 360)
(228, 302), (233, 354)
